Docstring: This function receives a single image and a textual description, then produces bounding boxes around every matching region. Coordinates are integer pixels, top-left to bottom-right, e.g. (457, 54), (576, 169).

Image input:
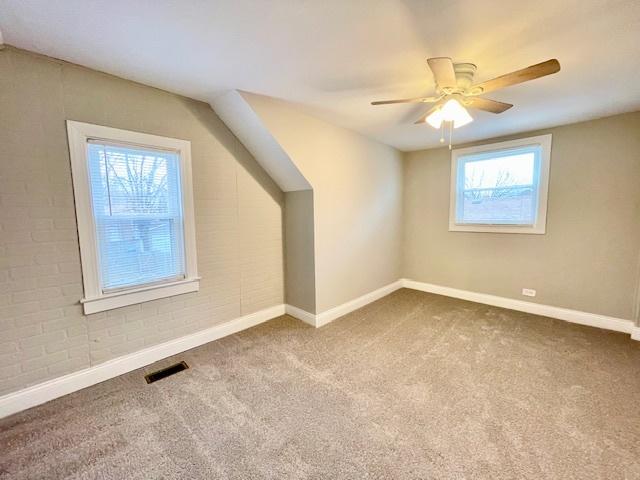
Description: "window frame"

(67, 121), (199, 314)
(448, 134), (552, 234)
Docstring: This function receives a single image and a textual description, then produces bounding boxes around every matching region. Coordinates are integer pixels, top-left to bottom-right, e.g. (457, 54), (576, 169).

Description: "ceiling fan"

(371, 57), (560, 145)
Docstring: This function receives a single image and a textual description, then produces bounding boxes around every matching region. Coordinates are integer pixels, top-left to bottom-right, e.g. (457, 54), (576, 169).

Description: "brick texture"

(0, 48), (284, 396)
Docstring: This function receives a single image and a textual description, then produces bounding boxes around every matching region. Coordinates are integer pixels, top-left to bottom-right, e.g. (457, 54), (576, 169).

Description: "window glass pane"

(87, 142), (186, 291)
(458, 147), (539, 225)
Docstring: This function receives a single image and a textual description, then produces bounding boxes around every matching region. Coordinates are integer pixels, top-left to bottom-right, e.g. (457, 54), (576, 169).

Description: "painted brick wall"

(0, 47), (284, 396)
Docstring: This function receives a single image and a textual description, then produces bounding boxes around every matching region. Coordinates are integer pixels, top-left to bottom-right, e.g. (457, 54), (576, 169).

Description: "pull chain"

(439, 121), (454, 150)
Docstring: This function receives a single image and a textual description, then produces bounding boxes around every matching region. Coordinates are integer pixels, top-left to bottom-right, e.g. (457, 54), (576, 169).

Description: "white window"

(67, 121), (199, 314)
(449, 134), (552, 234)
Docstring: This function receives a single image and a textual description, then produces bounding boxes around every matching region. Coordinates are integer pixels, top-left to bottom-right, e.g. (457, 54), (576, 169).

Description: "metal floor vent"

(145, 361), (189, 384)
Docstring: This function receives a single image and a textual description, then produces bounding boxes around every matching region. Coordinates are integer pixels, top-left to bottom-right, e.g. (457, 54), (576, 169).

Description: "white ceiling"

(1, 0), (639, 151)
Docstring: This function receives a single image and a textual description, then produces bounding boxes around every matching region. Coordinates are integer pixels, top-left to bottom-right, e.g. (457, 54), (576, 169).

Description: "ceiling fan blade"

(414, 103), (443, 124)
(466, 97), (513, 114)
(427, 57), (457, 90)
(468, 59), (560, 95)
(371, 96), (440, 106)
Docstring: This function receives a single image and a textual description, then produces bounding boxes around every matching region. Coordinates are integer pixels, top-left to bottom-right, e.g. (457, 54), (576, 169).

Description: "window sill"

(449, 223), (546, 234)
(81, 277), (200, 314)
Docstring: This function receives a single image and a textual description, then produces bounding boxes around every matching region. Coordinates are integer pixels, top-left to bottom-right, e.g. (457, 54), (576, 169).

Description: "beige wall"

(0, 47), (284, 396)
(403, 112), (640, 321)
(244, 93), (403, 313)
(284, 190), (316, 313)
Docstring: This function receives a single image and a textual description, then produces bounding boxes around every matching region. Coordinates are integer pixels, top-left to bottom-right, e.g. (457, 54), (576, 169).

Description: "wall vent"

(145, 361), (189, 384)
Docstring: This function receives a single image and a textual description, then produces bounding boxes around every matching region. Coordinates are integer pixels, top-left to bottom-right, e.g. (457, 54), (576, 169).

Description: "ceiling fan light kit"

(426, 97), (473, 130)
(372, 57), (561, 148)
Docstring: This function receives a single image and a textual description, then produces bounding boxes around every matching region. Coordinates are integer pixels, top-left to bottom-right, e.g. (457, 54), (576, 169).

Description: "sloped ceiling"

(212, 90), (311, 192)
(1, 0), (639, 151)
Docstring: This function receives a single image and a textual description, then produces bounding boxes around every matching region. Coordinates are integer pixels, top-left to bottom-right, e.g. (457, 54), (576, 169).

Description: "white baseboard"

(0, 304), (286, 419)
(286, 280), (404, 328)
(284, 304), (316, 327)
(316, 280), (403, 327)
(402, 279), (637, 338)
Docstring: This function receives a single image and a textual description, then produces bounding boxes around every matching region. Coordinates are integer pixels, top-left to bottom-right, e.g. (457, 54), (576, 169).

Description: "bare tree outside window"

(461, 154), (536, 223)
(491, 169), (518, 199)
(101, 151), (172, 251)
(464, 169), (485, 202)
(88, 144), (185, 289)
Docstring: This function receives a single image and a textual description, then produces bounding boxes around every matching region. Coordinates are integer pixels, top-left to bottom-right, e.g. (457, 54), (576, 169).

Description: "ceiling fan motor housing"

(453, 63), (477, 90)
(436, 62), (477, 95)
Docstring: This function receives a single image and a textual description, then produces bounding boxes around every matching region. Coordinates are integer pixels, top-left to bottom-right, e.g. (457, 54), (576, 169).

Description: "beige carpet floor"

(1, 289), (639, 479)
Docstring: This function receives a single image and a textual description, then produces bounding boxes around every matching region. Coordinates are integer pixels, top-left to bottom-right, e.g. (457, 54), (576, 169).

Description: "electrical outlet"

(522, 288), (536, 297)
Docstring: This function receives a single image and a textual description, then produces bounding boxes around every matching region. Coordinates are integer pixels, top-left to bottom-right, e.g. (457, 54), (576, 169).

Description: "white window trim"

(67, 121), (199, 314)
(449, 134), (552, 234)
